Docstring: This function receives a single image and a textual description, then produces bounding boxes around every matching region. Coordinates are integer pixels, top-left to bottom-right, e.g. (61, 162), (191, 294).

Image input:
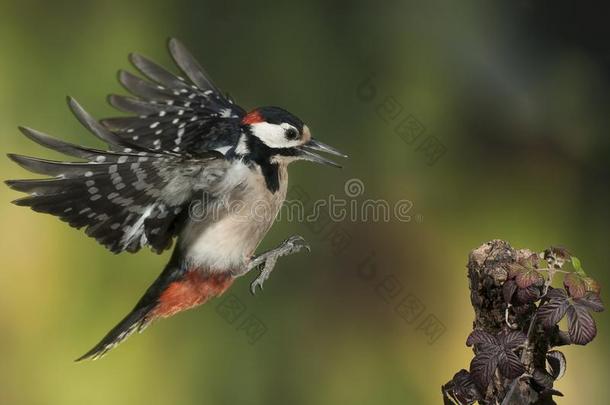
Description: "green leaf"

(571, 256), (587, 277)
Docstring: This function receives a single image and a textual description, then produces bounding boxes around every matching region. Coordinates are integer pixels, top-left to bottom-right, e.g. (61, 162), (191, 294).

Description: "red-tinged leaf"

(575, 293), (604, 312)
(503, 279), (517, 303)
(583, 276), (601, 295)
(516, 268), (543, 289)
(507, 262), (526, 279)
(522, 252), (541, 268)
(469, 351), (499, 391)
(466, 330), (497, 347)
(514, 285), (541, 304)
(497, 330), (527, 350)
(537, 299), (569, 328)
(567, 304), (597, 345)
(546, 350), (567, 380)
(564, 273), (586, 298)
(498, 350), (525, 379)
(508, 254), (538, 276)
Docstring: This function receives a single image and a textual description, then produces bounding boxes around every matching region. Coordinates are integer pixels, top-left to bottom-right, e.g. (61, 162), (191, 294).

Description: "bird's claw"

(250, 274), (267, 295)
(284, 235), (311, 254)
(250, 255), (277, 295)
(249, 235), (310, 295)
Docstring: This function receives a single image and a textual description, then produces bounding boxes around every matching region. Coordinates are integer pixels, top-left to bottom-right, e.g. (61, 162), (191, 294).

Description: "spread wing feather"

(7, 127), (227, 254)
(6, 38), (242, 254)
(102, 38), (245, 155)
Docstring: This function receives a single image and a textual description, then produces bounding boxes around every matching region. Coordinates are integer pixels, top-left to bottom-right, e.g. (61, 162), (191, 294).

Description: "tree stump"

(441, 240), (602, 404)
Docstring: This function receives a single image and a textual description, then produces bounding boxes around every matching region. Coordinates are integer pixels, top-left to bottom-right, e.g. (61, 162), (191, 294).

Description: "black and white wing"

(6, 99), (229, 254)
(5, 39), (247, 254)
(102, 38), (246, 156)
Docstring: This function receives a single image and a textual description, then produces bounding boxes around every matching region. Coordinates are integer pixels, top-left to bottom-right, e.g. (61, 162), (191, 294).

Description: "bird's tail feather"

(75, 304), (154, 361)
(76, 260), (234, 361)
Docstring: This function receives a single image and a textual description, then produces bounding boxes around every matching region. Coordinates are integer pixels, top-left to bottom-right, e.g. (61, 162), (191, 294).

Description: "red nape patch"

(152, 272), (234, 318)
(241, 109), (263, 124)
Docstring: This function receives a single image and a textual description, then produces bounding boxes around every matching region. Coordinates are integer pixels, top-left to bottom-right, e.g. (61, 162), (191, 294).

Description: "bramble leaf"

(497, 330), (527, 349)
(567, 304), (597, 345)
(467, 329), (527, 391)
(537, 290), (569, 328)
(575, 293), (604, 312)
(514, 285), (541, 304)
(583, 276), (601, 295)
(503, 279), (517, 303)
(564, 272), (587, 299)
(522, 253), (541, 268)
(515, 268), (544, 289)
(507, 262), (525, 279)
(498, 350), (525, 379)
(466, 330), (497, 347)
(443, 369), (481, 405)
(532, 368), (555, 389)
(564, 272), (601, 299)
(507, 254), (540, 280)
(546, 350), (567, 380)
(470, 349), (499, 391)
(531, 368), (565, 399)
(571, 256), (586, 276)
(546, 287), (568, 301)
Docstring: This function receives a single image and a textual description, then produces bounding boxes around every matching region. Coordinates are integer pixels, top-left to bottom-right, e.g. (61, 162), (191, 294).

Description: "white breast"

(180, 162), (287, 273)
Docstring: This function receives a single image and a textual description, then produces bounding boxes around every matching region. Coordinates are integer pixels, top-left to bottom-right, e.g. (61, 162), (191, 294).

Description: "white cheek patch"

(250, 122), (302, 148)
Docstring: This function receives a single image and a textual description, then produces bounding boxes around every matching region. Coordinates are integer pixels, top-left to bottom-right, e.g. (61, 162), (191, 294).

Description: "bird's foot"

(249, 235), (310, 295)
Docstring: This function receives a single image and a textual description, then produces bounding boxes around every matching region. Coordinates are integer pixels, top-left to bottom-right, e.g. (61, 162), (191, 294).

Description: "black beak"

(299, 138), (348, 168)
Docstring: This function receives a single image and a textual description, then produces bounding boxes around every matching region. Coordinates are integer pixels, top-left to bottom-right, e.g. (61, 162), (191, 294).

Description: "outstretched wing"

(6, 119), (229, 254)
(102, 38), (246, 155)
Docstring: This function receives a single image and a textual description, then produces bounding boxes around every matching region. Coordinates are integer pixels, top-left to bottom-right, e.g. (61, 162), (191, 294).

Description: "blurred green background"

(1, 1), (608, 404)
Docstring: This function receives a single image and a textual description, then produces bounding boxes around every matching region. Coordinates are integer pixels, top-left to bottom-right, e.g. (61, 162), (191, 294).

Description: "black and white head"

(238, 106), (346, 168)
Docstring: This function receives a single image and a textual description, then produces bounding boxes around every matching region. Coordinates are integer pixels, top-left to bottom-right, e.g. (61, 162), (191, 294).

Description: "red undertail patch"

(152, 271), (234, 318)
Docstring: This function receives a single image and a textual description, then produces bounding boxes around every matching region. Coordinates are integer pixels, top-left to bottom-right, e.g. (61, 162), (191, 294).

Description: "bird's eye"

(285, 127), (299, 140)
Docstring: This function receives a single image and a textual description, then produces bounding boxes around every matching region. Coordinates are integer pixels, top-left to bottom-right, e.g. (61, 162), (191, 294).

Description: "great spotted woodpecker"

(6, 38), (346, 360)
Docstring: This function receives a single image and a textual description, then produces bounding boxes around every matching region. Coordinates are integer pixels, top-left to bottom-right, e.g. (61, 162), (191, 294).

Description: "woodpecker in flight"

(6, 38), (346, 360)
